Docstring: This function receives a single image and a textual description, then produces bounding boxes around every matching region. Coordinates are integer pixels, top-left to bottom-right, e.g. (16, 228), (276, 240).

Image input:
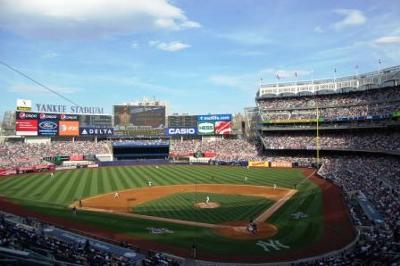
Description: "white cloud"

(130, 41), (139, 49)
(217, 31), (272, 46)
(149, 40), (190, 52)
(0, 0), (201, 38)
(314, 26), (324, 33)
(43, 52), (59, 59)
(374, 36), (400, 45)
(8, 83), (80, 94)
(209, 73), (259, 91)
(332, 9), (366, 30)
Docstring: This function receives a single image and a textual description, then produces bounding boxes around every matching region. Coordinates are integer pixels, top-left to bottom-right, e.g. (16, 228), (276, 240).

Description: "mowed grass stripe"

(97, 168), (106, 194)
(89, 169), (99, 196)
(42, 171), (72, 202)
(1, 174), (43, 196)
(119, 167), (137, 188)
(106, 167), (118, 192)
(73, 169), (92, 200)
(56, 169), (85, 204)
(13, 173), (54, 199)
(123, 167), (142, 188)
(103, 168), (114, 193)
(113, 167), (130, 190)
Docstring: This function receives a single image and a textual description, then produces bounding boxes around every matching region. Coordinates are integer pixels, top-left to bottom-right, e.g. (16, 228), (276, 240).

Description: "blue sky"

(0, 0), (399, 117)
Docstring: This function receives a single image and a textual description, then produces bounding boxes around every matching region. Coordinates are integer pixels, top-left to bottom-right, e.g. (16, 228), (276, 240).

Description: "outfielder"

(206, 196), (210, 204)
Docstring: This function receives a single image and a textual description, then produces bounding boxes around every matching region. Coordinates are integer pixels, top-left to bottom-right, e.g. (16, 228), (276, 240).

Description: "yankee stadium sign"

(35, 103), (104, 114)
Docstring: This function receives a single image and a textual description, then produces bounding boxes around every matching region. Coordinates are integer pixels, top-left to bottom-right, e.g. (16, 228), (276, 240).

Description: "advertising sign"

(59, 121), (80, 136)
(38, 113), (59, 136)
(16, 120), (38, 136)
(165, 127), (197, 136)
(271, 161), (292, 168)
(215, 121), (232, 135)
(80, 127), (114, 136)
(16, 99), (32, 111)
(16, 111), (39, 120)
(197, 114), (232, 122)
(60, 114), (79, 121)
(197, 122), (214, 135)
(248, 161), (269, 168)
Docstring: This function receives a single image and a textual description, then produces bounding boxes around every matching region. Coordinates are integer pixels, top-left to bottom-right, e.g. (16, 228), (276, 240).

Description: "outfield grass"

(0, 165), (324, 258)
(133, 192), (274, 224)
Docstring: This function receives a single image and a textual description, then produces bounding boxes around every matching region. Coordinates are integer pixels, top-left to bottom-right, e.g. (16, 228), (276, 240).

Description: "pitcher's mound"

(194, 202), (220, 209)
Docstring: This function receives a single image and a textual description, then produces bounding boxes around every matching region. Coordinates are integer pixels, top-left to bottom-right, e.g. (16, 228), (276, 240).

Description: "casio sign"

(168, 128), (196, 135)
(39, 121), (57, 129)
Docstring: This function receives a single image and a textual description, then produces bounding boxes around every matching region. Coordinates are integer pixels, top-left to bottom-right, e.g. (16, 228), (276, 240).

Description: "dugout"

(112, 141), (169, 160)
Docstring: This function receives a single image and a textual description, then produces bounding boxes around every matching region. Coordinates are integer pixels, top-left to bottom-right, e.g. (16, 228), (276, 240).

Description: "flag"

(294, 72), (298, 78)
(378, 59), (382, 64)
(334, 68), (337, 73)
(355, 65), (359, 69)
(276, 73), (280, 80)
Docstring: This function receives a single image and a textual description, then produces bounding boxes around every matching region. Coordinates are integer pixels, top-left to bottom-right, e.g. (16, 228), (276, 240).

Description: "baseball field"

(0, 165), (355, 263)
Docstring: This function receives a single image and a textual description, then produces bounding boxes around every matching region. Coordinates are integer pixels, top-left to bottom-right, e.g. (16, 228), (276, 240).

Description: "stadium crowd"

(0, 141), (110, 169)
(0, 212), (181, 265)
(0, 214), (138, 265)
(260, 102), (400, 121)
(314, 156), (400, 265)
(170, 138), (262, 161)
(258, 86), (400, 110)
(261, 131), (400, 152)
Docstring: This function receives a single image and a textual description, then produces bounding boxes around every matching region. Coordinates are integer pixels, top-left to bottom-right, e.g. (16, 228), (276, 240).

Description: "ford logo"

(39, 121), (57, 129)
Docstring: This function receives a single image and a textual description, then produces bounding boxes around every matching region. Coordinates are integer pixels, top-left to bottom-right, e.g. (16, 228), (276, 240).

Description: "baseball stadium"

(1, 1), (400, 265)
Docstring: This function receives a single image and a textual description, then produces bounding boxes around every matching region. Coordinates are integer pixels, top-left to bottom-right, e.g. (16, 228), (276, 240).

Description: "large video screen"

(114, 105), (166, 129)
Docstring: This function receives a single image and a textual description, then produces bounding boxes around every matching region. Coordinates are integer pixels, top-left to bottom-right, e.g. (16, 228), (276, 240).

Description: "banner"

(392, 111), (400, 118)
(203, 151), (216, 158)
(70, 154), (84, 161)
(215, 121), (232, 135)
(0, 168), (17, 176)
(198, 122), (214, 135)
(165, 127), (197, 136)
(16, 119), (38, 136)
(59, 121), (80, 136)
(80, 127), (114, 136)
(248, 161), (269, 168)
(271, 161), (292, 168)
(38, 113), (59, 136)
(197, 114), (232, 122)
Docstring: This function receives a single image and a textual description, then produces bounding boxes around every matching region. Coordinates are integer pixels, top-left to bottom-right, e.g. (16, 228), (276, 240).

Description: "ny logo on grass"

(256, 240), (290, 252)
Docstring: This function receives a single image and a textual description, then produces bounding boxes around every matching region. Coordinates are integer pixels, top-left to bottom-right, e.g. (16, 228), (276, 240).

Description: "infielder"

(113, 192), (120, 198)
(244, 176), (248, 183)
(206, 196), (210, 204)
(148, 180), (152, 187)
(273, 184), (277, 190)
